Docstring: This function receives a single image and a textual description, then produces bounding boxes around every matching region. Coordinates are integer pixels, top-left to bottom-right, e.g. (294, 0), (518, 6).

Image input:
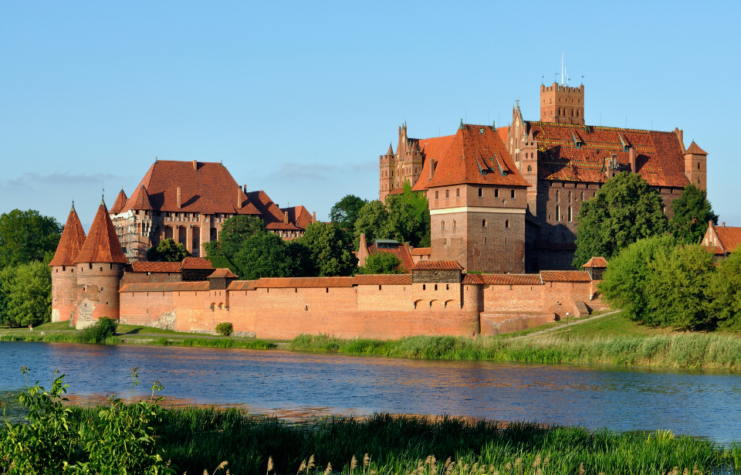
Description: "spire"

(130, 184), (154, 211)
(74, 201), (128, 264)
(387, 143), (394, 156)
(459, 119), (465, 130)
(48, 204), (87, 267)
(685, 142), (708, 155)
(110, 188), (128, 215)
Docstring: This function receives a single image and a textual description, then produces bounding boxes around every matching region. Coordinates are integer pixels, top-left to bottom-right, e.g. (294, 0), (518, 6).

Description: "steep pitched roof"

(49, 204), (87, 267)
(74, 202), (129, 264)
(280, 205), (314, 230)
(110, 189), (128, 215)
(582, 257), (608, 268)
(208, 268), (238, 279)
(528, 123), (690, 188)
(181, 257), (214, 270)
(412, 125), (530, 191)
(716, 226), (741, 254)
(367, 242), (415, 273)
(685, 141), (708, 155)
(246, 190), (285, 225)
(128, 185), (154, 211)
(120, 161), (261, 215)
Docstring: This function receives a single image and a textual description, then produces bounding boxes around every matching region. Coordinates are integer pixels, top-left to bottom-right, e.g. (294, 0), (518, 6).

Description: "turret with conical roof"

(110, 188), (128, 215)
(49, 202), (87, 324)
(72, 199), (128, 328)
(684, 141), (708, 191)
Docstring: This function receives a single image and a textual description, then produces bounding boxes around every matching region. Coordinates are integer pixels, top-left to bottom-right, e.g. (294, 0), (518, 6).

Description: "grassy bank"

(0, 332), (276, 350)
(289, 314), (741, 370)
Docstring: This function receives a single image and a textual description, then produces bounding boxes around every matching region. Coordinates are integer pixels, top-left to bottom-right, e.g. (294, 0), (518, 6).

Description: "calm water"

(2, 342), (741, 443)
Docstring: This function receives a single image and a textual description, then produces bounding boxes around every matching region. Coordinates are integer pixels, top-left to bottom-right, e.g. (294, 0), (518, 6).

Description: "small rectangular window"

(478, 188), (482, 197)
(511, 190), (515, 199)
(495, 189), (499, 198)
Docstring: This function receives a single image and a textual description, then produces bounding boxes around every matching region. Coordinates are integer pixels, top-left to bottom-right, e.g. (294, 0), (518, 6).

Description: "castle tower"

(109, 187), (128, 215)
(379, 143), (395, 201)
(72, 197), (129, 329)
(540, 82), (585, 125)
(684, 141), (708, 191)
(521, 129), (539, 216)
(49, 203), (87, 324)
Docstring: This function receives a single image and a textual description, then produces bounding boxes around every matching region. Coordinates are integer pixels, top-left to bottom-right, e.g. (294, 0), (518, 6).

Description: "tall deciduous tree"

(573, 173), (668, 268)
(668, 184), (718, 244)
(0, 261), (52, 327)
(203, 216), (265, 272)
(298, 222), (358, 277)
(0, 210), (62, 269)
(708, 252), (741, 330)
(146, 238), (190, 262)
(329, 195), (368, 232)
(233, 232), (296, 280)
(357, 252), (404, 274)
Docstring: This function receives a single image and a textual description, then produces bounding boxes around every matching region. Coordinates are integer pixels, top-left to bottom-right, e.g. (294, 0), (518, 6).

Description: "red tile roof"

(367, 242), (415, 273)
(411, 247), (431, 256)
(119, 281), (210, 293)
(121, 161), (262, 216)
(130, 262), (182, 273)
(412, 260), (464, 271)
(685, 142), (707, 155)
(528, 123), (689, 188)
(181, 257), (214, 270)
(716, 226), (741, 254)
(228, 280), (257, 291)
(540, 271), (591, 282)
(253, 277), (356, 288)
(74, 202), (129, 264)
(582, 257), (608, 268)
(352, 274), (413, 285)
(246, 190), (286, 225)
(110, 189), (128, 215)
(266, 222), (301, 231)
(280, 205), (314, 230)
(412, 125), (530, 191)
(208, 268), (238, 279)
(129, 185), (154, 211)
(49, 205), (87, 267)
(462, 274), (542, 285)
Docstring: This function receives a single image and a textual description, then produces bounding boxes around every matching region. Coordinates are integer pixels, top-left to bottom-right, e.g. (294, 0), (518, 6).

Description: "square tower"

(540, 83), (585, 125)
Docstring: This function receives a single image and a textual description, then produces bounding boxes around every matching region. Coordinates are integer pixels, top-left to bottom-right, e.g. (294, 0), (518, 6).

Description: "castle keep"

(379, 82), (708, 271)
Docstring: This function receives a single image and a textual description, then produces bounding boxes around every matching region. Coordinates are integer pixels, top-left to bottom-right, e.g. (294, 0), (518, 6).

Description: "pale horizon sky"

(2, 1), (739, 230)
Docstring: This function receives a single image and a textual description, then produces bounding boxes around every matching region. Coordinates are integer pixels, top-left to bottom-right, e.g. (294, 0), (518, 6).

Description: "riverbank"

(289, 312), (741, 371)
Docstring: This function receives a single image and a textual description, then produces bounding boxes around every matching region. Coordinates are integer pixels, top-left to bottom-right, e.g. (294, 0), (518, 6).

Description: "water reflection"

(1, 342), (740, 442)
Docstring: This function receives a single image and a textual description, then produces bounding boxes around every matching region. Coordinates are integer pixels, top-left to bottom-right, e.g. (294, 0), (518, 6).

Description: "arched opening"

(456, 188), (460, 198)
(556, 205), (561, 221)
(569, 206), (573, 222)
(527, 165), (532, 172)
(441, 221), (445, 230)
(482, 219), (487, 228)
(452, 220), (456, 229)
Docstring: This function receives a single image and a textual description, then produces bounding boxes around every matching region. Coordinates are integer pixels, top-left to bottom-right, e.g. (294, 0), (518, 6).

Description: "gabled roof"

(128, 185), (154, 211)
(412, 260), (464, 271)
(716, 226), (741, 254)
(411, 247), (431, 256)
(49, 204), (87, 267)
(685, 142), (708, 155)
(527, 123), (690, 188)
(74, 202), (129, 264)
(181, 257), (214, 270)
(367, 241), (414, 273)
(582, 257), (608, 268)
(412, 125), (530, 191)
(110, 189), (128, 215)
(208, 268), (238, 279)
(246, 190), (285, 225)
(279, 205), (314, 230)
(120, 160), (261, 215)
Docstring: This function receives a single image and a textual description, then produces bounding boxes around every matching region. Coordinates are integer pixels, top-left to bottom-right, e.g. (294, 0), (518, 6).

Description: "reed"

(142, 337), (277, 350)
(289, 332), (741, 370)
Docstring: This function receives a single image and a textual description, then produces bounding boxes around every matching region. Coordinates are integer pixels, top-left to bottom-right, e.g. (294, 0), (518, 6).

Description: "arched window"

(527, 165), (532, 172)
(568, 206), (573, 222)
(698, 163), (701, 170)
(456, 188), (460, 198)
(452, 220), (456, 229)
(568, 191), (572, 203)
(435, 191), (439, 199)
(441, 221), (445, 229)
(445, 190), (449, 199)
(482, 219), (487, 228)
(556, 190), (560, 201)
(556, 205), (561, 221)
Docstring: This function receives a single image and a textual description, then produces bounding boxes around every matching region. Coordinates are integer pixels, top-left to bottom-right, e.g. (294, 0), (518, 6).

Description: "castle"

(379, 82), (707, 271)
(109, 160), (317, 262)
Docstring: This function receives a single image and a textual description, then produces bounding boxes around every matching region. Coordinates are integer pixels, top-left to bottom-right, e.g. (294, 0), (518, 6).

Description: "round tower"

(73, 197), (129, 329)
(49, 202), (87, 324)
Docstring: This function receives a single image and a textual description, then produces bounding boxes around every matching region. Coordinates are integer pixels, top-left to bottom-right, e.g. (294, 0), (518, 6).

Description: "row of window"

(434, 188), (517, 200)
(555, 190), (594, 203)
(441, 219), (510, 229)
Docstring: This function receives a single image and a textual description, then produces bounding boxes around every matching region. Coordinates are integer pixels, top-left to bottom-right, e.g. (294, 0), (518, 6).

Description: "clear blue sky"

(2, 1), (739, 229)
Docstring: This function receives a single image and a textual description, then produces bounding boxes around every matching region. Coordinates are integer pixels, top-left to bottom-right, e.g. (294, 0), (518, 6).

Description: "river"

(1, 342), (740, 443)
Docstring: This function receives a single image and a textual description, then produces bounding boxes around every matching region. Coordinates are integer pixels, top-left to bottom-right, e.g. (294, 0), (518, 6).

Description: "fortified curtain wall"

(119, 275), (603, 339)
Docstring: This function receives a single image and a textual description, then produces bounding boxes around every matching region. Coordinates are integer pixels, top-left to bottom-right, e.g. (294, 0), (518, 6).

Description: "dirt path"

(511, 309), (622, 340)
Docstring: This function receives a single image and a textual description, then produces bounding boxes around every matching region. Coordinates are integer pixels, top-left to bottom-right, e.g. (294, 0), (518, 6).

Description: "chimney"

(192, 160), (197, 171)
(243, 184), (247, 194)
(312, 211), (317, 223)
(723, 222), (726, 228)
(237, 187), (242, 210)
(177, 187), (182, 209)
(629, 147), (636, 173)
(283, 212), (289, 224)
(428, 159), (435, 180)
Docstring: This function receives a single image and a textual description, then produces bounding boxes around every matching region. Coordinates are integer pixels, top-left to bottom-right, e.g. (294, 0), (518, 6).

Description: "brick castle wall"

(51, 266), (77, 323)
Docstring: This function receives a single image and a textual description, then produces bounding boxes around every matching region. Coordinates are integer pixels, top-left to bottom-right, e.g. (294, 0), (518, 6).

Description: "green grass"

(127, 337), (277, 350)
(289, 313), (741, 370)
(63, 408), (739, 475)
(0, 333), (122, 344)
(116, 324), (214, 337)
(0, 321), (75, 332)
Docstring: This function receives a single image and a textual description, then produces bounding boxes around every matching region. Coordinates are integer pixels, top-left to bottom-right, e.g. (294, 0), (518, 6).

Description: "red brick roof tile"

(129, 185), (154, 211)
(110, 189), (128, 215)
(74, 202), (129, 264)
(49, 205), (87, 267)
(540, 271), (591, 282)
(130, 262), (182, 273)
(716, 226), (741, 254)
(253, 277), (356, 288)
(119, 281), (209, 293)
(181, 257), (214, 270)
(583, 257), (608, 268)
(208, 268), (238, 279)
(412, 260), (464, 271)
(462, 274), (542, 285)
(280, 205), (314, 230)
(266, 222), (301, 231)
(411, 247), (431, 256)
(685, 142), (707, 155)
(413, 125), (530, 191)
(367, 242), (414, 273)
(246, 190), (286, 225)
(228, 280), (257, 291)
(352, 274), (412, 285)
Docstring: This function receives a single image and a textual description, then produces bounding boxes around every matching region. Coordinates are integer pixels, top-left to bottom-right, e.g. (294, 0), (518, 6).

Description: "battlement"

(540, 82), (585, 125)
(540, 84), (584, 93)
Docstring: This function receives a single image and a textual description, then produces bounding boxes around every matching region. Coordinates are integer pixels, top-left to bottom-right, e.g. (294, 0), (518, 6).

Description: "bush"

(215, 322), (233, 336)
(82, 317), (118, 343)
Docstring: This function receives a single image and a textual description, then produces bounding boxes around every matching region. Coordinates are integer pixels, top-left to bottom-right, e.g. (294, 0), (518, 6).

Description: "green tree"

(573, 172), (668, 268)
(354, 200), (390, 248)
(708, 252), (741, 330)
(146, 238), (190, 262)
(232, 232), (296, 280)
(203, 216), (266, 272)
(329, 195), (368, 231)
(358, 252), (405, 274)
(646, 244), (715, 330)
(298, 222), (358, 276)
(0, 210), (62, 269)
(668, 184), (718, 244)
(599, 235), (677, 323)
(0, 261), (52, 327)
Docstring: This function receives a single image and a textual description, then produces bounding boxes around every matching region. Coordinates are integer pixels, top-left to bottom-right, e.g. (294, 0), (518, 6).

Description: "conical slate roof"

(109, 188), (128, 214)
(48, 203), (87, 267)
(74, 200), (129, 264)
